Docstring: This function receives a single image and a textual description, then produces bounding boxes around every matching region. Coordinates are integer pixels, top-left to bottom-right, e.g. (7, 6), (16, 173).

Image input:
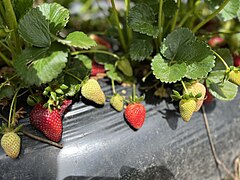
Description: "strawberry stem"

(142, 70), (152, 82)
(111, 79), (116, 94)
(132, 84), (136, 102)
(193, 0), (230, 33)
(181, 80), (189, 94)
(158, 0), (164, 45)
(22, 130), (63, 149)
(0, 74), (17, 89)
(212, 50), (229, 69)
(8, 89), (19, 128)
(201, 105), (235, 179)
(63, 70), (83, 83)
(71, 50), (120, 60)
(171, 0), (180, 32)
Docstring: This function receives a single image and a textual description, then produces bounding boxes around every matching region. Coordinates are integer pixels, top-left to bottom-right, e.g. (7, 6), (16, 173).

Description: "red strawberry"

(208, 36), (224, 48)
(90, 34), (111, 49)
(59, 99), (72, 115)
(124, 103), (146, 129)
(204, 89), (214, 104)
(91, 61), (105, 76)
(234, 55), (240, 67)
(29, 104), (62, 142)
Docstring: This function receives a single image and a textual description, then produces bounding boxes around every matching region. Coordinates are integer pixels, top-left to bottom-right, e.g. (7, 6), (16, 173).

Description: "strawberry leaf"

(57, 31), (97, 49)
(212, 49), (233, 71)
(130, 34), (153, 61)
(128, 3), (159, 38)
(18, 6), (51, 47)
(151, 53), (187, 83)
(105, 63), (124, 82)
(220, 0), (240, 21)
(158, 28), (215, 81)
(13, 43), (68, 86)
(206, 70), (238, 100)
(38, 3), (69, 34)
(0, 86), (14, 100)
(13, 0), (33, 20)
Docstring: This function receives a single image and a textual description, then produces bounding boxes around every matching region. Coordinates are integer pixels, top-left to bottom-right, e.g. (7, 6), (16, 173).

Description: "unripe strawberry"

(179, 99), (196, 122)
(81, 79), (105, 105)
(110, 94), (124, 112)
(125, 103), (146, 129)
(208, 36), (224, 48)
(1, 132), (21, 159)
(229, 70), (240, 85)
(183, 82), (206, 112)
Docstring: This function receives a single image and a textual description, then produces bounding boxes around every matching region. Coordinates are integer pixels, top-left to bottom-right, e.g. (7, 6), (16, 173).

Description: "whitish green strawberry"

(110, 94), (124, 112)
(81, 79), (105, 105)
(229, 70), (240, 86)
(184, 82), (206, 112)
(1, 132), (21, 159)
(179, 99), (196, 122)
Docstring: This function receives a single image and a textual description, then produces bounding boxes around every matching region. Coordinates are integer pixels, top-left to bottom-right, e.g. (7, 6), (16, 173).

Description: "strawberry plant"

(0, 2), (239, 177)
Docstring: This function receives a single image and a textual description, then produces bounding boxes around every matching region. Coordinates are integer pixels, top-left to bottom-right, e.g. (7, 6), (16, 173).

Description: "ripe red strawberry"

(90, 34), (111, 49)
(233, 55), (240, 67)
(29, 104), (62, 142)
(59, 99), (72, 115)
(179, 99), (196, 122)
(208, 36), (224, 48)
(124, 103), (146, 129)
(204, 89), (214, 104)
(91, 61), (105, 76)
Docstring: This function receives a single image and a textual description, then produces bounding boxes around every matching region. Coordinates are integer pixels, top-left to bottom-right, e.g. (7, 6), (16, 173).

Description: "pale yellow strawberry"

(1, 132), (21, 159)
(183, 82), (206, 112)
(81, 79), (105, 105)
(179, 99), (196, 122)
(229, 70), (240, 86)
(110, 94), (124, 112)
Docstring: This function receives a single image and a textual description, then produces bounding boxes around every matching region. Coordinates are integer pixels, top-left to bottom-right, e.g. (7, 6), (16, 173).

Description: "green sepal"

(170, 90), (182, 101)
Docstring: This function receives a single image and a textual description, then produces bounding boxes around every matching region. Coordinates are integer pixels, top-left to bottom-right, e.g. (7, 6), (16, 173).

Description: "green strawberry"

(110, 94), (124, 112)
(179, 99), (196, 122)
(1, 132), (21, 159)
(229, 70), (240, 86)
(183, 82), (206, 112)
(81, 79), (106, 105)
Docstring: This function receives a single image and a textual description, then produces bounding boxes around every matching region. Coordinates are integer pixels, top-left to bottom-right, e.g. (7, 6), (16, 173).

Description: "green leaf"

(18, 6), (51, 47)
(204, 0), (224, 8)
(117, 58), (133, 76)
(220, 0), (240, 21)
(161, 28), (195, 59)
(151, 53), (187, 83)
(13, 0), (33, 20)
(212, 49), (233, 71)
(160, 28), (215, 80)
(14, 43), (68, 86)
(58, 31), (97, 49)
(105, 63), (124, 82)
(163, 0), (178, 18)
(38, 3), (69, 34)
(130, 34), (153, 61)
(0, 86), (14, 100)
(206, 70), (238, 100)
(128, 3), (159, 38)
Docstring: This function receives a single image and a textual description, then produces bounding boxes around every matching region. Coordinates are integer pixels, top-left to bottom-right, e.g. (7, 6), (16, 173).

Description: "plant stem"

(132, 84), (136, 102)
(142, 70), (152, 82)
(158, 0), (164, 45)
(71, 50), (120, 60)
(63, 70), (83, 83)
(178, 9), (193, 28)
(22, 130), (63, 149)
(110, 0), (127, 52)
(193, 0), (230, 33)
(111, 79), (116, 94)
(0, 51), (12, 66)
(8, 89), (19, 128)
(212, 50), (229, 69)
(201, 106), (235, 179)
(2, 0), (21, 57)
(125, 0), (132, 45)
(171, 0), (181, 32)
(181, 80), (188, 94)
(0, 74), (17, 89)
